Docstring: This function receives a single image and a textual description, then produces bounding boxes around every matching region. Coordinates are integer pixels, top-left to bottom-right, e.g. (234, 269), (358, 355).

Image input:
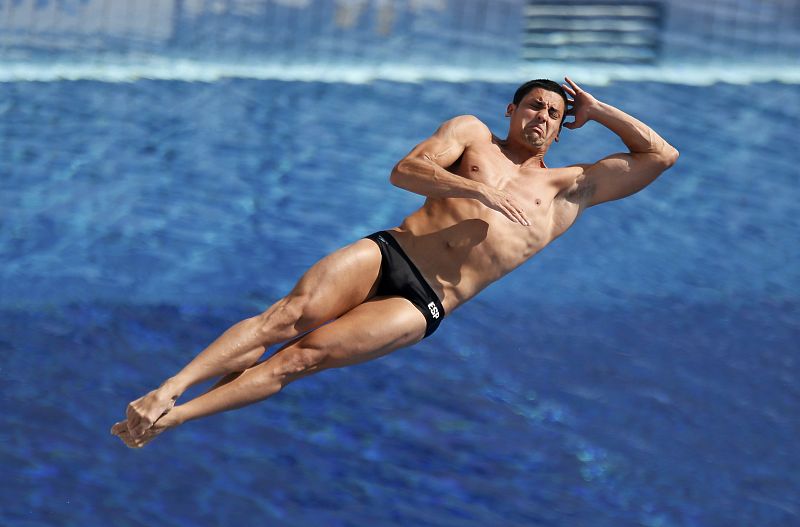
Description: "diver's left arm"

(562, 77), (679, 207)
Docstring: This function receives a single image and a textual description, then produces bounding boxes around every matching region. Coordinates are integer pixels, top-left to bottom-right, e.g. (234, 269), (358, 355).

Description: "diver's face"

(507, 88), (565, 149)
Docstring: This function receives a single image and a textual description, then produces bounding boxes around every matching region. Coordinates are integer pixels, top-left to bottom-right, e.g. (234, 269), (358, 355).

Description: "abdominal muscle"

(387, 196), (556, 314)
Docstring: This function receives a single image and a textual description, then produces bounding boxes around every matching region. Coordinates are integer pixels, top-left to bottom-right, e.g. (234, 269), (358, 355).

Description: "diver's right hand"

(478, 185), (531, 226)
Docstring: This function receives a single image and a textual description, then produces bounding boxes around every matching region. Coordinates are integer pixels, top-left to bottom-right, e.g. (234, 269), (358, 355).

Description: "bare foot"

(111, 414), (173, 449)
(125, 379), (181, 438)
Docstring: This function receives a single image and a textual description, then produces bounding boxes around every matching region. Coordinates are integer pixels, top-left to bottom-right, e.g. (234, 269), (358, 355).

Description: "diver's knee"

(282, 291), (331, 332)
(275, 341), (329, 381)
(257, 294), (308, 334)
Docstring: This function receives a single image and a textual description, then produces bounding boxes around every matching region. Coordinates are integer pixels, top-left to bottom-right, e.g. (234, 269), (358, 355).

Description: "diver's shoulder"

(449, 114), (490, 129)
(445, 114), (492, 142)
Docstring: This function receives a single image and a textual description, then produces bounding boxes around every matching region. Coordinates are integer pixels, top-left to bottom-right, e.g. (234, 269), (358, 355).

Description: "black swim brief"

(365, 231), (445, 338)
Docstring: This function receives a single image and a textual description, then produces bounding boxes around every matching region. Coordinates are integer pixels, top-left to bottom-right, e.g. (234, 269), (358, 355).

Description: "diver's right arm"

(390, 115), (530, 225)
(390, 115), (484, 199)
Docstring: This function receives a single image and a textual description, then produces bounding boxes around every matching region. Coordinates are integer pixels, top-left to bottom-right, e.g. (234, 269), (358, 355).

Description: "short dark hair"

(512, 79), (568, 117)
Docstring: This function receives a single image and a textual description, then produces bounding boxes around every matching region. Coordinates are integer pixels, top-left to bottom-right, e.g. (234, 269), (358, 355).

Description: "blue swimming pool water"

(1, 79), (799, 526)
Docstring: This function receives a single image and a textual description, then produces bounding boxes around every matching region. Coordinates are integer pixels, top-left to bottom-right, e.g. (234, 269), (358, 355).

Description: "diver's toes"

(110, 421), (127, 436)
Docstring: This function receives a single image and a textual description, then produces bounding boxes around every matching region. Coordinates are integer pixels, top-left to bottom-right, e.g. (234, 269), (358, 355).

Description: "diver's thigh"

(265, 295), (427, 385)
(299, 295), (427, 369)
(287, 237), (383, 320)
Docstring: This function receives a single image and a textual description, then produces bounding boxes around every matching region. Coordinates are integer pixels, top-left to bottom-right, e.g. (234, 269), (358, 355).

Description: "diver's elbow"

(390, 159), (415, 187)
(661, 145), (680, 168)
(389, 162), (403, 186)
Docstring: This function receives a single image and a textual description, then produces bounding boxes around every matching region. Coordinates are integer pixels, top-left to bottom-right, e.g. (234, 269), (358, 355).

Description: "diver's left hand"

(561, 77), (600, 130)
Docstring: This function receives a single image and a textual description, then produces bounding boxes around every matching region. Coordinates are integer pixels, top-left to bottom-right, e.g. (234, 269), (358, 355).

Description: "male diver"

(112, 78), (678, 448)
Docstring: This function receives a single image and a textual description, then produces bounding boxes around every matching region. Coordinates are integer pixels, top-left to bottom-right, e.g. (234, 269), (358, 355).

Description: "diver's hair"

(512, 79), (568, 116)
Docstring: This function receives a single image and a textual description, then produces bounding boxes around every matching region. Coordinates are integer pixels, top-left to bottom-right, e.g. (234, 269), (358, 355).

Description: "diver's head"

(505, 79), (568, 151)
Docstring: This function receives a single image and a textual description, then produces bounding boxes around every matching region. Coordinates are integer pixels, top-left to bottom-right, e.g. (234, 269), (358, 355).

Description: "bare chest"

(453, 145), (577, 242)
(464, 147), (552, 202)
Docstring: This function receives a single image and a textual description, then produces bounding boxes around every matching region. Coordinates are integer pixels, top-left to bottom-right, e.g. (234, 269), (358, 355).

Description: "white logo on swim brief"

(427, 302), (440, 319)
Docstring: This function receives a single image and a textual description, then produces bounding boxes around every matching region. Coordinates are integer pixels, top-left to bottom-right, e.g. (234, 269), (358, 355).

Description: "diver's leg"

(112, 296), (426, 448)
(123, 238), (384, 437)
